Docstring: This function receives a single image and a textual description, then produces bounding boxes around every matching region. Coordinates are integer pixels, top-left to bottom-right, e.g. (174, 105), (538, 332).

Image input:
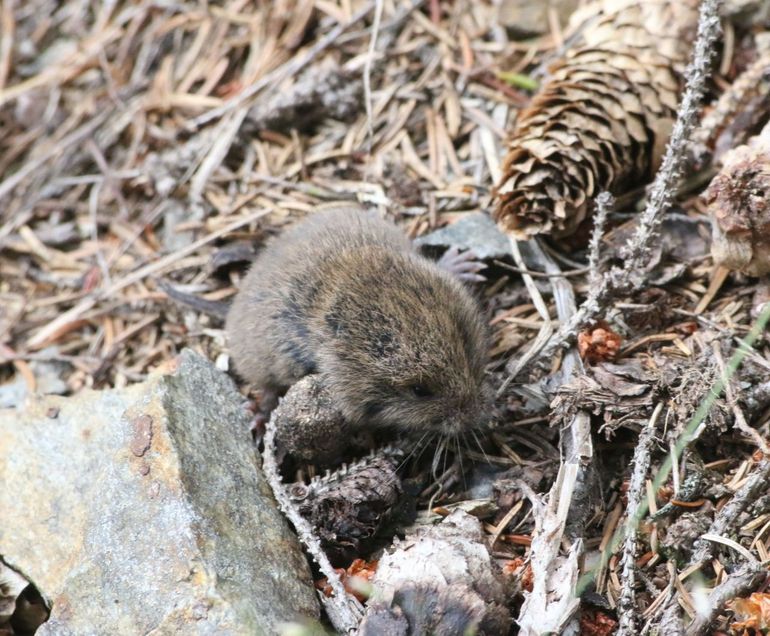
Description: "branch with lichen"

(587, 192), (613, 289)
(684, 564), (767, 636)
(688, 459), (770, 569)
(617, 405), (661, 636)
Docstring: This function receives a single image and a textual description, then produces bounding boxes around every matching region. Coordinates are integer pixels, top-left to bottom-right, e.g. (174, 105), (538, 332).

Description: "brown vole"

(225, 204), (490, 435)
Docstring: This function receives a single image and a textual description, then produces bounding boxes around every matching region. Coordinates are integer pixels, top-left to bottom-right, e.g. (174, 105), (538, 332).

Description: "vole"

(225, 204), (491, 436)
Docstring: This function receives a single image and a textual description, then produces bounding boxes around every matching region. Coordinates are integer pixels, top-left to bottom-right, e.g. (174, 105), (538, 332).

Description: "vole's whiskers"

(455, 434), (468, 491)
(431, 435), (448, 479)
(469, 429), (492, 465)
(396, 430), (432, 472)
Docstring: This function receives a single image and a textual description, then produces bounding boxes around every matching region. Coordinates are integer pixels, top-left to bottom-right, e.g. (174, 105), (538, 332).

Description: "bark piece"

(705, 120), (770, 277)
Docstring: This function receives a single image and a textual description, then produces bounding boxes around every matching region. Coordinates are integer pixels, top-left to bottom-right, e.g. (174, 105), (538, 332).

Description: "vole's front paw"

(437, 246), (486, 282)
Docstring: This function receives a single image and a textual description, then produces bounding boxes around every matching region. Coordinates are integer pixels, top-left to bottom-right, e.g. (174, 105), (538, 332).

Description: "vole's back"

(225, 205), (412, 390)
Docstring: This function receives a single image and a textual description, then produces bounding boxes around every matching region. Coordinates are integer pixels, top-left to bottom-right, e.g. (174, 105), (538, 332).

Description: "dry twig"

(262, 410), (363, 634)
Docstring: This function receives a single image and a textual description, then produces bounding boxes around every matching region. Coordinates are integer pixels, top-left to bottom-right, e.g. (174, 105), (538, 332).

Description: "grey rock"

(414, 213), (510, 261)
(0, 349), (319, 635)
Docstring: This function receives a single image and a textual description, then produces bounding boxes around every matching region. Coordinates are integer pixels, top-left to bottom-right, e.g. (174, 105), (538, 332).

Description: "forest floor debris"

(1, 0), (770, 634)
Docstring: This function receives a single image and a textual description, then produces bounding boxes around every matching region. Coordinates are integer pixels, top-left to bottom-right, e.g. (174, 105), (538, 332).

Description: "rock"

(0, 349), (319, 635)
(414, 213), (510, 261)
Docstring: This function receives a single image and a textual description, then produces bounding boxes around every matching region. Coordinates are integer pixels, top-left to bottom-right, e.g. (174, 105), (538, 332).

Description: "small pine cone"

(495, 0), (700, 239)
(273, 374), (352, 465)
(289, 447), (405, 563)
(705, 120), (770, 277)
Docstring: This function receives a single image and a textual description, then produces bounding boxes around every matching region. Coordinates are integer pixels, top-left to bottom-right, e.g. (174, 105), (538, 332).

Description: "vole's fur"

(225, 205), (490, 435)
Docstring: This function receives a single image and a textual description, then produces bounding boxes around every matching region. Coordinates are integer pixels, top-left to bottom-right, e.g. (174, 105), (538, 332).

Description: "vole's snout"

(439, 389), (493, 436)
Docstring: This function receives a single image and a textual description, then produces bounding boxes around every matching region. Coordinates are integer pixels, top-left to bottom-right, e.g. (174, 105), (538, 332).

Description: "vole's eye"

(410, 384), (433, 398)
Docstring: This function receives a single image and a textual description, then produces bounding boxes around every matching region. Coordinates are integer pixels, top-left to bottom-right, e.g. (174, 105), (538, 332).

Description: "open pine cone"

(495, 0), (700, 239)
(705, 121), (770, 277)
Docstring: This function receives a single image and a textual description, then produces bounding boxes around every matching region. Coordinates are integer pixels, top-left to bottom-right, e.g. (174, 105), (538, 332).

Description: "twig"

(684, 564), (767, 636)
(657, 594), (685, 636)
(587, 192), (613, 289)
(189, 108), (250, 206)
(689, 459), (770, 568)
(363, 0), (384, 151)
(623, 0), (720, 272)
(617, 403), (663, 636)
(262, 412), (363, 634)
(498, 238), (554, 389)
(493, 260), (589, 278)
(713, 340), (770, 454)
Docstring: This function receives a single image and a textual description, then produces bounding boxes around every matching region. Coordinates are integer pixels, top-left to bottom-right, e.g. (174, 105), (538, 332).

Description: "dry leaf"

(502, 557), (534, 592)
(579, 608), (619, 636)
(729, 592), (770, 631)
(316, 559), (379, 603)
(578, 322), (622, 363)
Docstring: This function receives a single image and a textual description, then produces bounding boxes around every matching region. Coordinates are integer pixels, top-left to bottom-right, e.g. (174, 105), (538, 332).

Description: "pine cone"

(705, 120), (770, 277)
(495, 0), (700, 239)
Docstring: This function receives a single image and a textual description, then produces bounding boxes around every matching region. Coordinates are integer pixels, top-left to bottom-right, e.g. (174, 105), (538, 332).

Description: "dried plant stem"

(262, 413), (363, 634)
(617, 403), (663, 636)
(513, 240), (591, 635)
(516, 472), (583, 635)
(713, 341), (770, 453)
(519, 0), (721, 373)
(363, 0), (384, 150)
(587, 192), (613, 289)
